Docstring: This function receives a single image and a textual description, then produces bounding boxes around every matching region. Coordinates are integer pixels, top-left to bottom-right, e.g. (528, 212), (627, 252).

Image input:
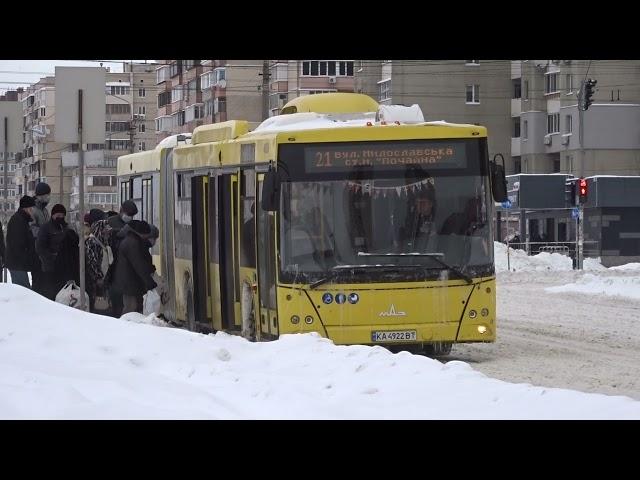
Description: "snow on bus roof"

(252, 112), (478, 134)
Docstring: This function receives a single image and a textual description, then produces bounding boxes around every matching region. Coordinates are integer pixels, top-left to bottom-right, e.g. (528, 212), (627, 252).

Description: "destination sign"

(303, 141), (468, 173)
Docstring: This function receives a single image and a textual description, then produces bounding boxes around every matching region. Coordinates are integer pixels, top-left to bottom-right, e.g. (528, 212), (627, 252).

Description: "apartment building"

(155, 60), (263, 141)
(15, 63), (157, 218)
(268, 60), (356, 116)
(355, 60), (512, 170)
(510, 60), (640, 177)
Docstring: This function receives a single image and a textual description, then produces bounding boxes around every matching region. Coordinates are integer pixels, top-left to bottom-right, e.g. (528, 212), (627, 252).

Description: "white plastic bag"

(55, 281), (90, 312)
(143, 288), (162, 316)
(152, 272), (170, 306)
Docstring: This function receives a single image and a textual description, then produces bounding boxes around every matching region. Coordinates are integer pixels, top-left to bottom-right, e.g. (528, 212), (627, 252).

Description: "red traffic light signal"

(578, 178), (588, 203)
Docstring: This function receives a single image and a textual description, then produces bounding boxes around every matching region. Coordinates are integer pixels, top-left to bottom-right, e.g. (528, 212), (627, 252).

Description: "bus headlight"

(291, 315), (300, 324)
(477, 325), (487, 334)
(468, 310), (477, 319)
(304, 316), (314, 324)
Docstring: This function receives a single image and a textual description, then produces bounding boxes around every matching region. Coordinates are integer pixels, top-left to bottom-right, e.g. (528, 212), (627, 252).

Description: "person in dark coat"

(5, 196), (37, 289)
(30, 182), (51, 296)
(113, 220), (157, 315)
(105, 200), (138, 317)
(36, 204), (73, 300)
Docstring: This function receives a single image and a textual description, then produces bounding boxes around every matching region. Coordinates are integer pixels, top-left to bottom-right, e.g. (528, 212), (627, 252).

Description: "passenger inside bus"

(395, 181), (437, 253)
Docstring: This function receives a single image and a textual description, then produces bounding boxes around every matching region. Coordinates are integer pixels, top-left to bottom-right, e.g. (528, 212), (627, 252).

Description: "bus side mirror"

(261, 168), (280, 212)
(490, 154), (508, 202)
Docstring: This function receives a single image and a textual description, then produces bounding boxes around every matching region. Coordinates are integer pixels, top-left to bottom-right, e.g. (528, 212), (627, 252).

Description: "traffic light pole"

(576, 80), (586, 270)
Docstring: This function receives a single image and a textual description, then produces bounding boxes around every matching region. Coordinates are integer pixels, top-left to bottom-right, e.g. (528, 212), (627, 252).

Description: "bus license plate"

(371, 330), (417, 342)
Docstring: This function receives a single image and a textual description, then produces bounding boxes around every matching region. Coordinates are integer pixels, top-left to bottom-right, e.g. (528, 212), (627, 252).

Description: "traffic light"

(578, 177), (588, 203)
(565, 178), (577, 206)
(583, 79), (597, 110)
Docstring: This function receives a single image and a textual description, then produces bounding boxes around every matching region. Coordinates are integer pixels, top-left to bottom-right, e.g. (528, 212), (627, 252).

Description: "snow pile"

(583, 258), (608, 271)
(611, 263), (640, 272)
(2, 283), (640, 419)
(546, 274), (640, 301)
(494, 242), (573, 273)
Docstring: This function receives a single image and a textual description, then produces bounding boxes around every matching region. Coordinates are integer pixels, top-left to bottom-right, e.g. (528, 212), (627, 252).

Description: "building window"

(566, 74), (573, 94)
(105, 121), (130, 132)
(302, 61), (354, 77)
(92, 176), (114, 187)
(466, 84), (480, 104)
(378, 79), (391, 102)
(214, 68), (226, 84)
(465, 60), (480, 65)
(513, 79), (521, 99)
(553, 158), (560, 173)
(109, 85), (130, 96)
(547, 113), (560, 134)
(138, 123), (145, 133)
(545, 73), (559, 94)
(106, 104), (130, 114)
(565, 115), (573, 134)
(40, 107), (46, 117)
(513, 117), (520, 138)
(157, 91), (171, 108)
(106, 139), (131, 151)
(171, 86), (183, 103)
(138, 142), (146, 151)
(138, 88), (146, 97)
(523, 80), (529, 100)
(514, 159), (522, 174)
(523, 120), (528, 140)
(138, 105), (145, 115)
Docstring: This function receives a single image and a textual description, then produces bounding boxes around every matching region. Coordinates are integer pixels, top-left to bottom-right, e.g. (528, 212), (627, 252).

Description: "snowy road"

(452, 270), (640, 400)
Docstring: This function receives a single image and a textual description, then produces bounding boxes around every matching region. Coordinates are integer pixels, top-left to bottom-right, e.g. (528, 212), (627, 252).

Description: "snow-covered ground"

(452, 243), (640, 401)
(2, 268), (640, 418)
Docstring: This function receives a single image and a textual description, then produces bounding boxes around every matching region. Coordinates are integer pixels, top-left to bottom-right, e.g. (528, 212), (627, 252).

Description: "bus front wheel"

(423, 342), (453, 357)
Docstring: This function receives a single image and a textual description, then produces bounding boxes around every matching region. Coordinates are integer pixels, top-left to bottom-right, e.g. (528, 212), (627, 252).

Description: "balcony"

(511, 98), (521, 117)
(511, 137), (521, 157)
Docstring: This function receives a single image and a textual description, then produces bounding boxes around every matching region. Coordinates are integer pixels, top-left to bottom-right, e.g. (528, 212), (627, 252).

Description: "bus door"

(191, 175), (214, 328)
(218, 172), (241, 331)
(239, 168), (258, 339)
(160, 149), (177, 323)
(256, 174), (279, 338)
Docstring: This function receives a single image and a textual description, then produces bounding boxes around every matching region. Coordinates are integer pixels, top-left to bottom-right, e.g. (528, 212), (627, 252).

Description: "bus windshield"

(278, 138), (494, 284)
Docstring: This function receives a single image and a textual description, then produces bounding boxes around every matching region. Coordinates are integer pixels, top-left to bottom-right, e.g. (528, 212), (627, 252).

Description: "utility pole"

(261, 60), (270, 120)
(2, 117), (7, 282)
(78, 90), (86, 311)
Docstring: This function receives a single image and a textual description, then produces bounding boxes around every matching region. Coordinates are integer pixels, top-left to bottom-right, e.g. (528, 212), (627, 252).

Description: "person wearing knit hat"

(5, 196), (38, 289)
(19, 195), (36, 210)
(36, 203), (75, 300)
(112, 218), (157, 315)
(88, 209), (106, 225)
(105, 200), (140, 317)
(30, 183), (52, 296)
(51, 204), (66, 217)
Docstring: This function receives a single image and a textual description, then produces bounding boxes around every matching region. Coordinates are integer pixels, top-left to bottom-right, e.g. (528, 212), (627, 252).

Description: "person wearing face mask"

(36, 204), (73, 300)
(105, 200), (138, 317)
(30, 182), (51, 295)
(5, 196), (37, 289)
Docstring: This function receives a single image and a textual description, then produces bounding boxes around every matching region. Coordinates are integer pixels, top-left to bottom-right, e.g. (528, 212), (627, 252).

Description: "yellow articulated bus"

(117, 93), (507, 355)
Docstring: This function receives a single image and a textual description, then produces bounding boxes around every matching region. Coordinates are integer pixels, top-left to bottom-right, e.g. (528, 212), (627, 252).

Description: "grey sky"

(0, 60), (155, 92)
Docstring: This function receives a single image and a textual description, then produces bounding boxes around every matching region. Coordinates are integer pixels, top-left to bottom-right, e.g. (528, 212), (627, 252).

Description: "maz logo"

(379, 304), (406, 317)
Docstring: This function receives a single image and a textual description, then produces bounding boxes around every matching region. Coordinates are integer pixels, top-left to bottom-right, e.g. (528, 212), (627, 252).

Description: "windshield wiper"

(357, 252), (473, 284)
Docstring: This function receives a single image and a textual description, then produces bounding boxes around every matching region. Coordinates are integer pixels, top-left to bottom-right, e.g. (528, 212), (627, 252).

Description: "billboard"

(54, 67), (106, 144)
(0, 102), (23, 152)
